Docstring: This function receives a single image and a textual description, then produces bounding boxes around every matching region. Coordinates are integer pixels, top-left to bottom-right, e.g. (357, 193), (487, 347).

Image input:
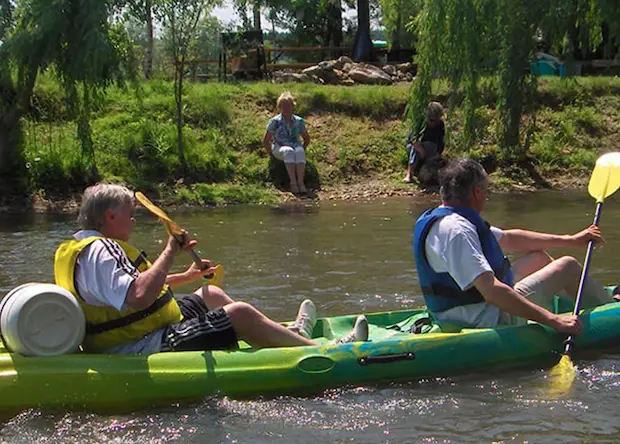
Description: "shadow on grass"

(268, 157), (321, 195)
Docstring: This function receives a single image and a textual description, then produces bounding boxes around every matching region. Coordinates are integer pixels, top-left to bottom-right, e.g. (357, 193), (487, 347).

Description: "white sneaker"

(335, 315), (369, 344)
(288, 299), (317, 339)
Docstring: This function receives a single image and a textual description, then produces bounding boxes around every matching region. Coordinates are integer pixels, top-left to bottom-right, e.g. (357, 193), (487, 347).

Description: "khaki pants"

(500, 253), (610, 325)
(434, 252), (611, 328)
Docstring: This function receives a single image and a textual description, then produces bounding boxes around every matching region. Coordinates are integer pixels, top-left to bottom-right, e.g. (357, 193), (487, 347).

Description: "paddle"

(134, 191), (224, 287)
(549, 152), (620, 395)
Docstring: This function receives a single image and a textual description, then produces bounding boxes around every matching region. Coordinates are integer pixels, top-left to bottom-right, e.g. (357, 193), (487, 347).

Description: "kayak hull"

(2, 300), (620, 413)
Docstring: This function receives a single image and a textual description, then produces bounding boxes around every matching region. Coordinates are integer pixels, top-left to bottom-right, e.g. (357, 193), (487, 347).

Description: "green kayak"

(1, 295), (620, 415)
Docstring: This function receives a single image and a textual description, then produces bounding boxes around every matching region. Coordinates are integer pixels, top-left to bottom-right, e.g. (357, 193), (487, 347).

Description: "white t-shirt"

(425, 213), (503, 291)
(74, 230), (165, 354)
(424, 213), (504, 327)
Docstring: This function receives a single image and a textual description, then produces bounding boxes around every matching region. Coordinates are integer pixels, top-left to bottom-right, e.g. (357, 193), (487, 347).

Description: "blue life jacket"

(413, 206), (514, 313)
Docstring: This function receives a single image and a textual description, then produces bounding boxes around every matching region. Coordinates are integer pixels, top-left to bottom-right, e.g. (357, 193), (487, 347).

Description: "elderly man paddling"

(54, 184), (367, 354)
(413, 158), (618, 333)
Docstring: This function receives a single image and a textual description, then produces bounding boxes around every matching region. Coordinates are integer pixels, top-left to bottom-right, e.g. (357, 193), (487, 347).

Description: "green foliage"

(22, 122), (90, 192)
(0, 0), (138, 192)
(378, 0), (422, 49)
(172, 183), (277, 205)
(409, 0), (620, 158)
(236, 152), (270, 183)
(154, 0), (219, 171)
(17, 79), (620, 204)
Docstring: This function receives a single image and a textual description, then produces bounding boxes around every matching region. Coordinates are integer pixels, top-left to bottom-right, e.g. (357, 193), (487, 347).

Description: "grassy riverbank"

(14, 75), (620, 209)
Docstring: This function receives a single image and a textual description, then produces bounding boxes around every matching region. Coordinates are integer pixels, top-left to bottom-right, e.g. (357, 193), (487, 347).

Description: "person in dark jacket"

(404, 101), (445, 183)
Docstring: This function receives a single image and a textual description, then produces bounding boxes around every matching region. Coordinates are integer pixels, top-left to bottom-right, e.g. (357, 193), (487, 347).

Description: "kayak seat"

(383, 311), (453, 335)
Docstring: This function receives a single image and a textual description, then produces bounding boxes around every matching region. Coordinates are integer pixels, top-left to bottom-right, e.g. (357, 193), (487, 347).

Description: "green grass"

(171, 183), (277, 206)
(16, 76), (620, 203)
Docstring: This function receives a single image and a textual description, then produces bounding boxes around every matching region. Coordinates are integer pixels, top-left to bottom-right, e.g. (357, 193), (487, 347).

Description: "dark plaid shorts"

(160, 294), (238, 352)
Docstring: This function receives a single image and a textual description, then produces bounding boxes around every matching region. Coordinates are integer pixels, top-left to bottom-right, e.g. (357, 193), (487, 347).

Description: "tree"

(353, 0), (373, 61)
(262, 0), (351, 48)
(326, 0), (343, 48)
(155, 0), (215, 174)
(409, 0), (620, 156)
(0, 0), (138, 184)
(127, 0), (156, 78)
(377, 0), (421, 51)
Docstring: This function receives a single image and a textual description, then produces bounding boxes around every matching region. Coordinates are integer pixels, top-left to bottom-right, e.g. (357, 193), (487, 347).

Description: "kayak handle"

(358, 352), (415, 366)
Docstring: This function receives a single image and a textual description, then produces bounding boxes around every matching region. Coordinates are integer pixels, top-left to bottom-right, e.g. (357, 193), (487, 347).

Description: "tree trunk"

(144, 0), (154, 79)
(327, 0), (343, 49)
(353, 0), (373, 61)
(0, 125), (10, 172)
(253, 2), (261, 31)
(0, 106), (24, 171)
(391, 7), (401, 52)
(174, 60), (187, 173)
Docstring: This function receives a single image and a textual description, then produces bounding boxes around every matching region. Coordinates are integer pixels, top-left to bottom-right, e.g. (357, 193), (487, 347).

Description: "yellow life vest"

(54, 236), (183, 353)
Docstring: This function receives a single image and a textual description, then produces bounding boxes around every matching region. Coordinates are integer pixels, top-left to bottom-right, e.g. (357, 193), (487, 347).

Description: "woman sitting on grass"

(262, 91), (311, 194)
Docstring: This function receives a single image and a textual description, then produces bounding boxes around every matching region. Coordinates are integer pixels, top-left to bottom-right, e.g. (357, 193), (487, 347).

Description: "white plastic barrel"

(0, 283), (85, 356)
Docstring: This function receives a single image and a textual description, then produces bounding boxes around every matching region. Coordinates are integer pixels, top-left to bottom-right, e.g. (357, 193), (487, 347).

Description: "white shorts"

(272, 144), (305, 164)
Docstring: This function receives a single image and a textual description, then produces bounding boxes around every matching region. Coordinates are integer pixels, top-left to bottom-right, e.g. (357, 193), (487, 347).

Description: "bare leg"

(224, 302), (315, 348)
(296, 163), (307, 193)
(514, 255), (610, 310)
(404, 163), (413, 182)
(511, 251), (553, 281)
(285, 163), (299, 193)
(193, 284), (234, 309)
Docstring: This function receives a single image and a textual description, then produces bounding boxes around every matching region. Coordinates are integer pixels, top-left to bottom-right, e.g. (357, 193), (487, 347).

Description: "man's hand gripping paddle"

(548, 152), (620, 396)
(134, 192), (224, 287)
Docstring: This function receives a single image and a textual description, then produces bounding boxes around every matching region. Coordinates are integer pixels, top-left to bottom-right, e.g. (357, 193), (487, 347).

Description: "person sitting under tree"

(404, 101), (445, 184)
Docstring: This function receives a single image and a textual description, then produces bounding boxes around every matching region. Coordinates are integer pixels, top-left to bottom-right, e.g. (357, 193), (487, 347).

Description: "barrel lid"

(1, 283), (85, 356)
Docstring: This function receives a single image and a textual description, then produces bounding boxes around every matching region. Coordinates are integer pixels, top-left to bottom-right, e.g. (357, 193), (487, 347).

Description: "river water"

(1, 191), (620, 443)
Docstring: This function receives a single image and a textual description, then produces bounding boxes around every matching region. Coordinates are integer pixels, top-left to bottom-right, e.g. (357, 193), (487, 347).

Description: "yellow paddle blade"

(134, 192), (183, 235)
(548, 354), (576, 398)
(588, 152), (620, 203)
(207, 264), (225, 288)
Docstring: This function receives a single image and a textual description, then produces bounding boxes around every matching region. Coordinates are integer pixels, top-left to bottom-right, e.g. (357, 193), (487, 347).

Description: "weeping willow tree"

(0, 0), (138, 188)
(378, 0), (422, 51)
(410, 0), (620, 157)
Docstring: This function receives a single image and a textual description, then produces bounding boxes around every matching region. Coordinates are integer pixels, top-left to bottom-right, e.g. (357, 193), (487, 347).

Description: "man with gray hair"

(54, 183), (368, 354)
(413, 158), (617, 333)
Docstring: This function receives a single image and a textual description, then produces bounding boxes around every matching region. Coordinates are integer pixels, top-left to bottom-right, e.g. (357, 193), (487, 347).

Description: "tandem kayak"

(1, 294), (620, 414)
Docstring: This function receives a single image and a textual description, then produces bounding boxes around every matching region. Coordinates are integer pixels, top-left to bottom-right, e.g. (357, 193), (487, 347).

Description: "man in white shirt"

(55, 184), (368, 354)
(413, 158), (617, 333)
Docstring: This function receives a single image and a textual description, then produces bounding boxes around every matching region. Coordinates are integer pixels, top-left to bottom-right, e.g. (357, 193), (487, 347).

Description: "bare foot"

(403, 176), (412, 183)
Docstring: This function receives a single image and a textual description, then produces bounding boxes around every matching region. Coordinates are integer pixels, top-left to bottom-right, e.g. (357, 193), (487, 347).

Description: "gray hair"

(77, 184), (134, 230)
(439, 158), (488, 202)
(427, 101), (444, 120)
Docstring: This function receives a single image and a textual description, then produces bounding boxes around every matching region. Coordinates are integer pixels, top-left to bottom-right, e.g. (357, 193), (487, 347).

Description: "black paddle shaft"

(173, 234), (215, 279)
(564, 202), (604, 355)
